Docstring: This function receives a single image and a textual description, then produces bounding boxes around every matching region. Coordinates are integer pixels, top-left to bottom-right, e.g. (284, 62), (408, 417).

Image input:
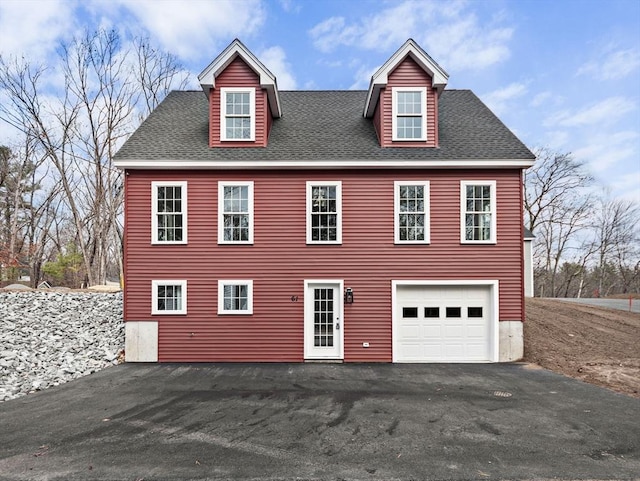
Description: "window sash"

(152, 182), (187, 244)
(218, 182), (253, 244)
(152, 280), (187, 315)
(461, 181), (496, 243)
(395, 181), (430, 244)
(218, 280), (253, 314)
(392, 87), (426, 141)
(306, 182), (342, 244)
(220, 88), (255, 141)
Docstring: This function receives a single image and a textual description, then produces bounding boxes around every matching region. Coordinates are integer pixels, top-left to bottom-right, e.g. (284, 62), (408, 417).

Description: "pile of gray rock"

(0, 290), (124, 402)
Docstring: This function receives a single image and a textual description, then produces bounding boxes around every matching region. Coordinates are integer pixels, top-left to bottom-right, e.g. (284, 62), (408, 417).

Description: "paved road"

(555, 297), (640, 313)
(1, 363), (639, 480)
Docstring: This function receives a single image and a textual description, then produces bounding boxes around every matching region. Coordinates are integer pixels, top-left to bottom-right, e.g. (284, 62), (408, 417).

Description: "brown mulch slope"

(524, 298), (640, 398)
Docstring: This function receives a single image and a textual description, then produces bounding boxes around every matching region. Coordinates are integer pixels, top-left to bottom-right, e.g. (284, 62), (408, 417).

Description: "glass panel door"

(314, 288), (334, 347)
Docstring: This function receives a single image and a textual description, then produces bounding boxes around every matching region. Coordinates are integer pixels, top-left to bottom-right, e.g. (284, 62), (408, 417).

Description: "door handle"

(336, 322), (340, 330)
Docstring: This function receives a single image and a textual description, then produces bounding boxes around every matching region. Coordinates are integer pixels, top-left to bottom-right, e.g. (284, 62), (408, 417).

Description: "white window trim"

(394, 180), (430, 244)
(151, 181), (188, 245)
(306, 181), (342, 245)
(460, 180), (497, 244)
(392, 87), (427, 141)
(218, 280), (254, 315)
(152, 280), (187, 315)
(218, 181), (254, 244)
(220, 87), (256, 141)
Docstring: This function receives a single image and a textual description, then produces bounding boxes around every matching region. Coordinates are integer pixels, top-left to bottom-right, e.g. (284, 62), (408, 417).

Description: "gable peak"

(198, 39), (281, 118)
(364, 39), (449, 118)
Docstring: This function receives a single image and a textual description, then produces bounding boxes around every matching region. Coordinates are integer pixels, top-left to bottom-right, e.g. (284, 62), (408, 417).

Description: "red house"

(114, 39), (535, 363)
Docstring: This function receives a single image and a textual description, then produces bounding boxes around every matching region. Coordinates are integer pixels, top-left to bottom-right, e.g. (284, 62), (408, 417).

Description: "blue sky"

(0, 0), (638, 203)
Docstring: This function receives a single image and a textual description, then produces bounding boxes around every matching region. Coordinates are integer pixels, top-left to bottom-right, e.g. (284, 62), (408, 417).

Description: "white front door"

(304, 281), (343, 360)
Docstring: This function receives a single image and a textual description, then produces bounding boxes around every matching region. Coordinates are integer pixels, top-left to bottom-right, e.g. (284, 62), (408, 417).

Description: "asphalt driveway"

(0, 363), (638, 481)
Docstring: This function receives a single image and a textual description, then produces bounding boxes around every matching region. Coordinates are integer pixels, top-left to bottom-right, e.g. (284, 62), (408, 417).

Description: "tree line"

(0, 29), (188, 287)
(1, 30), (638, 295)
(524, 148), (639, 297)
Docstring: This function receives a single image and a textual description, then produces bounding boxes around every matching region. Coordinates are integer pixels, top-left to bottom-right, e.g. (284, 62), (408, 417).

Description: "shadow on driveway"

(1, 363), (639, 480)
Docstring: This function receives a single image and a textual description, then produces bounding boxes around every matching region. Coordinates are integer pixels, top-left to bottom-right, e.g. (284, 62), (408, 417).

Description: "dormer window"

(220, 87), (255, 141)
(392, 87), (427, 141)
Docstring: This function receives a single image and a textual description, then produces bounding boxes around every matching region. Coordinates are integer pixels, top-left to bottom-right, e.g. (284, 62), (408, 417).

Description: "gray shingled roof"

(114, 90), (534, 162)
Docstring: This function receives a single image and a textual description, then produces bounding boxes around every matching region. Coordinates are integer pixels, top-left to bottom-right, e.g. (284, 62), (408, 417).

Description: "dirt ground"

(524, 298), (640, 398)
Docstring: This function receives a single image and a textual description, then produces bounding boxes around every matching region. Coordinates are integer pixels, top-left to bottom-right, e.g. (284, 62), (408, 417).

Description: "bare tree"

(524, 148), (594, 296)
(134, 36), (190, 119)
(589, 193), (640, 296)
(0, 29), (190, 286)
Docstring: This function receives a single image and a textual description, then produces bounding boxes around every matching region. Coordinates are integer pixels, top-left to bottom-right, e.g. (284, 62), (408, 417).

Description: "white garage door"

(394, 284), (495, 362)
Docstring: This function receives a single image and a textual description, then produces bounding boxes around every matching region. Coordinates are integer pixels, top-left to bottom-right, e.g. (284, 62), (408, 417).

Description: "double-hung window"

(461, 180), (497, 243)
(152, 181), (187, 244)
(306, 181), (342, 244)
(220, 87), (255, 141)
(218, 181), (254, 244)
(395, 181), (430, 244)
(152, 280), (187, 315)
(218, 280), (253, 315)
(392, 87), (427, 141)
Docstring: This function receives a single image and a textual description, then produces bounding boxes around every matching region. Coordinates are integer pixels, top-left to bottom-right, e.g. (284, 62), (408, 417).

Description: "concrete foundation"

(499, 320), (524, 362)
(125, 321), (158, 362)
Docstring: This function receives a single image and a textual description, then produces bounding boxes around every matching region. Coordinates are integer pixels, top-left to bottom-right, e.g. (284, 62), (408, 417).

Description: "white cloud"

(573, 130), (639, 172)
(544, 130), (570, 149)
(0, 0), (76, 60)
(544, 97), (636, 128)
(349, 64), (380, 90)
(577, 48), (640, 80)
(530, 91), (552, 108)
(609, 170), (640, 204)
(258, 46), (296, 90)
(109, 0), (265, 62)
(308, 0), (513, 71)
(426, 17), (512, 71)
(481, 82), (528, 115)
(278, 0), (301, 14)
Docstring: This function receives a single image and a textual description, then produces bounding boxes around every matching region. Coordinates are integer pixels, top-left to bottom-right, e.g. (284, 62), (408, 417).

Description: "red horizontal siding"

(209, 57), (268, 148)
(124, 169), (524, 362)
(379, 57), (438, 147)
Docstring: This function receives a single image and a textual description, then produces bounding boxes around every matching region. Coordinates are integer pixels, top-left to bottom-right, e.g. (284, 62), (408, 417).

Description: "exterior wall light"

(344, 287), (354, 304)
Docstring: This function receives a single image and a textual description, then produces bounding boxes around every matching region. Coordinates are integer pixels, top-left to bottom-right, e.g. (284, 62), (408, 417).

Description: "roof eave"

(114, 158), (536, 170)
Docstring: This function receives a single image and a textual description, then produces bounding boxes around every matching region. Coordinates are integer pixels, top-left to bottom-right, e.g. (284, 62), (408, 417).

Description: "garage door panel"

(443, 323), (464, 338)
(424, 325), (441, 337)
(467, 325), (486, 338)
(395, 284), (493, 362)
(399, 323), (420, 339)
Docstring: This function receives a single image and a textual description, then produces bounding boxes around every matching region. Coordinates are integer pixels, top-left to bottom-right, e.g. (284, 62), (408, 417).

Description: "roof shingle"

(114, 90), (534, 162)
